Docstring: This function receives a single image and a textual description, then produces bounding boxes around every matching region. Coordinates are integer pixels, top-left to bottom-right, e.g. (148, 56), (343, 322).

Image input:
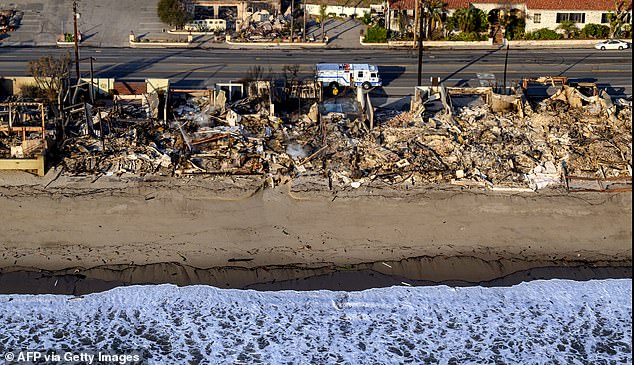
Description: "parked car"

(594, 39), (631, 50)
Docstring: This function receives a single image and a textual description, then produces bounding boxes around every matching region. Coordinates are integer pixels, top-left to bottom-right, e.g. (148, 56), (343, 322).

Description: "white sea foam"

(0, 279), (631, 364)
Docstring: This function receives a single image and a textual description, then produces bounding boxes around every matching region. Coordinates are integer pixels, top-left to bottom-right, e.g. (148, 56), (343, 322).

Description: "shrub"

(446, 8), (489, 34)
(361, 12), (372, 25)
(448, 32), (488, 41)
(580, 24), (610, 39)
(524, 28), (562, 40)
(364, 26), (388, 43)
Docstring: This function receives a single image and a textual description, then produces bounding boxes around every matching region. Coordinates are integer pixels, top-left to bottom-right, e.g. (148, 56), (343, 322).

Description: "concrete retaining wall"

(508, 39), (598, 47)
(226, 40), (327, 48)
(130, 40), (192, 48)
(361, 36), (600, 48)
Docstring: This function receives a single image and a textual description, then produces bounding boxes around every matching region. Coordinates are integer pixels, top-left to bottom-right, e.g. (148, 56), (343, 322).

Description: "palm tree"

(396, 10), (410, 37)
(422, 0), (445, 39)
(451, 8), (478, 33)
(319, 4), (327, 42)
(557, 20), (579, 38)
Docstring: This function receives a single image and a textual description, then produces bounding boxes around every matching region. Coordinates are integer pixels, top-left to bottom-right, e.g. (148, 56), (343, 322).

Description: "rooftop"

(388, 0), (632, 10)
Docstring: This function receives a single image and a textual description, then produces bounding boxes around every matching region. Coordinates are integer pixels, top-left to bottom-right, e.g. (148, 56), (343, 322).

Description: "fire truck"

(315, 63), (382, 94)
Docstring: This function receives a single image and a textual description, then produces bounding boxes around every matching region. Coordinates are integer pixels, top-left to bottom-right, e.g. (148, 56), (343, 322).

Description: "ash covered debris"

(0, 9), (22, 33)
(0, 102), (48, 176)
(1, 75), (631, 193)
(285, 81), (631, 192)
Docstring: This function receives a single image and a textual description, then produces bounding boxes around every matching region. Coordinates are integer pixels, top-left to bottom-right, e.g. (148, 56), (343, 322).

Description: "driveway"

(306, 17), (365, 49)
(1, 0), (171, 47)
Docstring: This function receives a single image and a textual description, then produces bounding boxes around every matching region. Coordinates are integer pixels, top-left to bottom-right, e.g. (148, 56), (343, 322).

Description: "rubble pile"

(0, 102), (46, 159)
(6, 79), (629, 192)
(60, 111), (178, 176)
(169, 89), (275, 175)
(281, 89), (632, 191)
(238, 14), (290, 41)
(0, 9), (22, 33)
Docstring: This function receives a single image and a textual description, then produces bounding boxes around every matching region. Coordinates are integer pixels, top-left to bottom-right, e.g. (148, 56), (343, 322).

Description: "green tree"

(557, 20), (580, 38)
(447, 8), (487, 34)
(607, 0), (630, 38)
(505, 16), (525, 40)
(422, 0), (446, 39)
(157, 0), (192, 28)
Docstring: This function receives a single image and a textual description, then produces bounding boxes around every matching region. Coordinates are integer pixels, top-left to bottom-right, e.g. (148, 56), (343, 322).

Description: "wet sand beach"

(0, 173), (631, 293)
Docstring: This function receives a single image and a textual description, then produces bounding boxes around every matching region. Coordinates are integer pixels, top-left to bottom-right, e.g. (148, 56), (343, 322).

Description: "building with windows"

(448, 0), (632, 33)
(384, 0), (631, 35)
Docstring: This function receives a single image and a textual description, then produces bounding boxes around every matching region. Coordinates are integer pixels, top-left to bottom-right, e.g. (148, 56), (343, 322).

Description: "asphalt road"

(1, 47), (631, 108)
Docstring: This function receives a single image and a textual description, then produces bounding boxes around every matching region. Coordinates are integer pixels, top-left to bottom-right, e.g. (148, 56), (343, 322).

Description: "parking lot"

(0, 0), (168, 47)
(1, 1), (366, 48)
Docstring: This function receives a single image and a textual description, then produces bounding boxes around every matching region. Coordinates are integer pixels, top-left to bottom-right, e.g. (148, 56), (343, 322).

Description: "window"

(533, 13), (541, 23)
(371, 73), (377, 78)
(358, 71), (364, 78)
(556, 12), (585, 23)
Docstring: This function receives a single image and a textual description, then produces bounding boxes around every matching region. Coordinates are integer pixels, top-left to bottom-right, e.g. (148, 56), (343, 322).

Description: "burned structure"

(0, 102), (47, 176)
(0, 67), (631, 194)
(0, 9), (22, 34)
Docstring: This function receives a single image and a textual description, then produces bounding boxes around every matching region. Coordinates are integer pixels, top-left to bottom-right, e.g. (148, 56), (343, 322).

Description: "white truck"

(315, 63), (382, 93)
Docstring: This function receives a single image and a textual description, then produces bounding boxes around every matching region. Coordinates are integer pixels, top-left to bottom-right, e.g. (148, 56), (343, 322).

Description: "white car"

(594, 39), (631, 50)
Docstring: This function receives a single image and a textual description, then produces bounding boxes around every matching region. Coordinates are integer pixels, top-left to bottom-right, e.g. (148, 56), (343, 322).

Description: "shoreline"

(0, 173), (631, 293)
(0, 263), (631, 295)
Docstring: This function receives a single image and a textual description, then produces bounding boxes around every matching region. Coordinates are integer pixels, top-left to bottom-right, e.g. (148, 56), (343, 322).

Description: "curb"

(359, 36), (598, 49)
(226, 40), (327, 48)
(129, 40), (193, 48)
(56, 41), (79, 47)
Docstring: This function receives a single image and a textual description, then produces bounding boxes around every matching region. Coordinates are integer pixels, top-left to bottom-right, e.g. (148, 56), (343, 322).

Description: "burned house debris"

(0, 71), (631, 193)
(0, 9), (22, 34)
(0, 102), (47, 176)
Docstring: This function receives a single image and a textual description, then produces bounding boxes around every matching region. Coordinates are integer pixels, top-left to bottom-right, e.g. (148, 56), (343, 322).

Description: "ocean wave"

(0, 279), (631, 364)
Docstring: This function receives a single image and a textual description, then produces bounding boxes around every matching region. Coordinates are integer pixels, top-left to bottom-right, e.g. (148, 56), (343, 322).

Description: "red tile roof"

(521, 0), (632, 10)
(445, 0), (472, 8)
(389, 0), (416, 9)
(389, 0), (632, 10)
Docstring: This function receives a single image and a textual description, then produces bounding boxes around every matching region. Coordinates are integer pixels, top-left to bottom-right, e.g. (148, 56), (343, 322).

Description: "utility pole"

(417, 0), (424, 86)
(503, 43), (510, 93)
(73, 1), (80, 82)
(290, 0), (294, 43)
(89, 56), (95, 103)
(413, 0), (419, 47)
(303, 0), (307, 42)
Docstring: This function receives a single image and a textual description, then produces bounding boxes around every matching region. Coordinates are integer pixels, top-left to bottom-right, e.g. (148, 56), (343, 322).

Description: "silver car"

(594, 39), (631, 50)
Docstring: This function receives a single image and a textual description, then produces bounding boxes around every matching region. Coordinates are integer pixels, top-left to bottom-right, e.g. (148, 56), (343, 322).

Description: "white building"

(455, 0), (632, 33)
(383, 0), (632, 34)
